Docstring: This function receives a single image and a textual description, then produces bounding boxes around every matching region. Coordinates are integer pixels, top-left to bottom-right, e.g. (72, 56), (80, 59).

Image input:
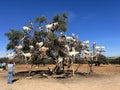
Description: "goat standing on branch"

(46, 22), (58, 33)
(22, 52), (32, 62)
(23, 26), (32, 31)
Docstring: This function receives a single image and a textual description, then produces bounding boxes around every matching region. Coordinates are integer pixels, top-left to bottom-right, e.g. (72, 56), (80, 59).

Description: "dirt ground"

(0, 64), (120, 90)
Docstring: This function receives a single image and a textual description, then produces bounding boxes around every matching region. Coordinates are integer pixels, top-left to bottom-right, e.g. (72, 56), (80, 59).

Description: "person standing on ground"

(7, 60), (15, 84)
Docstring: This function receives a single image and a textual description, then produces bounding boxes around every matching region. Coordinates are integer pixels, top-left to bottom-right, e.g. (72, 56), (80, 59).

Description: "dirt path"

(0, 64), (120, 90)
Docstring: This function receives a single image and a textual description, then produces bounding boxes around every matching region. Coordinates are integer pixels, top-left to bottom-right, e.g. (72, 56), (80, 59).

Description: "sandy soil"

(0, 64), (120, 90)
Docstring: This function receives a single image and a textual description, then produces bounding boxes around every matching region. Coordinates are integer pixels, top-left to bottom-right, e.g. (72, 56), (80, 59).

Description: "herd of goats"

(6, 22), (105, 77)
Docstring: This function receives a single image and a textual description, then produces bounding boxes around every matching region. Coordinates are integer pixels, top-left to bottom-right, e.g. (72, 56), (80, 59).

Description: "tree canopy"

(5, 29), (24, 51)
(5, 13), (68, 52)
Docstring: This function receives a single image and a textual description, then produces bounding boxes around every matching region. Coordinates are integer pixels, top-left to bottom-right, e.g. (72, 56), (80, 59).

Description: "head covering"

(9, 59), (14, 64)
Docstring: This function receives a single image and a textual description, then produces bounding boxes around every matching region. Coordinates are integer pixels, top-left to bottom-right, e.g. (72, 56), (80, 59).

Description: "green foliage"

(5, 29), (24, 41)
(14, 57), (26, 64)
(37, 30), (48, 41)
(52, 12), (68, 32)
(0, 57), (8, 63)
(58, 24), (67, 32)
(5, 29), (24, 51)
(6, 42), (16, 51)
(53, 14), (60, 22)
(29, 58), (54, 65)
(109, 57), (120, 64)
(63, 13), (68, 19)
(47, 33), (57, 41)
(98, 54), (108, 64)
(75, 58), (86, 64)
(35, 16), (47, 25)
(5, 12), (68, 65)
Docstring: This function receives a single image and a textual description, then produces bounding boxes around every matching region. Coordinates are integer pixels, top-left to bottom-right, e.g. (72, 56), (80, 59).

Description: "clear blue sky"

(0, 0), (120, 58)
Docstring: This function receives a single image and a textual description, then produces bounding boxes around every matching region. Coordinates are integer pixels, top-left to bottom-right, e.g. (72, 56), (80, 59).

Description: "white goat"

(58, 36), (65, 42)
(65, 45), (79, 56)
(36, 42), (44, 48)
(23, 26), (32, 31)
(64, 45), (78, 76)
(83, 50), (92, 57)
(46, 22), (58, 32)
(7, 53), (17, 59)
(52, 22), (58, 28)
(68, 51), (79, 56)
(57, 56), (63, 64)
(15, 45), (23, 50)
(29, 45), (34, 50)
(65, 35), (73, 43)
(81, 40), (90, 48)
(82, 49), (101, 61)
(22, 52), (32, 61)
(84, 40), (89, 44)
(65, 44), (70, 51)
(95, 46), (105, 51)
(40, 46), (49, 53)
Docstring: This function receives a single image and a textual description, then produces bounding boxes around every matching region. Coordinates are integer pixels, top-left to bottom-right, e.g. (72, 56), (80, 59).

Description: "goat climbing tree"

(5, 12), (105, 76)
